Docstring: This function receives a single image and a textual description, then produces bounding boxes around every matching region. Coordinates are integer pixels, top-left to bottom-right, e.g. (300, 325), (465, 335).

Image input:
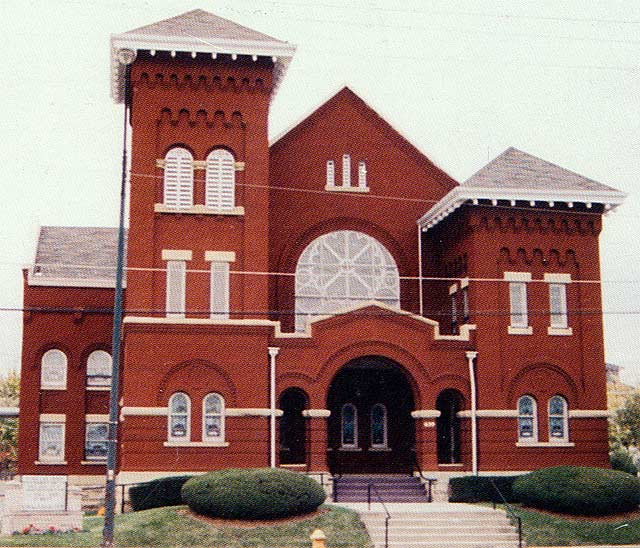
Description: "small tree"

(0, 372), (19, 473)
(611, 392), (640, 450)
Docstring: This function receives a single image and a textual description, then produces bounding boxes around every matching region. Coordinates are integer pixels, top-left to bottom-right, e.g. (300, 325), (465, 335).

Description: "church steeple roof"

(110, 9), (295, 103)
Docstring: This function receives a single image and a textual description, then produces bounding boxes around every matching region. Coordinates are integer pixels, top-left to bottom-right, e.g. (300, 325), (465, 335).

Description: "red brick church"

(19, 9), (625, 487)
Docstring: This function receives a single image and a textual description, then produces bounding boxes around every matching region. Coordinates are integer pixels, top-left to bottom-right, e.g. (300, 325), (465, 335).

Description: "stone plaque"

(21, 475), (67, 511)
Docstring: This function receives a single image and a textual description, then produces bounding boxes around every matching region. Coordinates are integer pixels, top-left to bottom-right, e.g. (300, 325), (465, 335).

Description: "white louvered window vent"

(206, 149), (235, 210)
(163, 147), (194, 210)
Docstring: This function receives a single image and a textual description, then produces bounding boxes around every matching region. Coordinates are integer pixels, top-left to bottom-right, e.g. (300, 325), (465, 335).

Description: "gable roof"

(270, 86), (458, 192)
(111, 9), (296, 103)
(29, 227), (123, 288)
(418, 147), (626, 230)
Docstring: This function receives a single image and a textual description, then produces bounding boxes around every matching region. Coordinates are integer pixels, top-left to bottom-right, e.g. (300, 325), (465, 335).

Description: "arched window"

(358, 161), (367, 188)
(86, 350), (112, 387)
(517, 395), (537, 442)
(41, 349), (67, 390)
(163, 147), (193, 209)
(342, 154), (351, 186)
(295, 230), (400, 331)
(168, 392), (190, 441)
(205, 149), (235, 210)
(203, 393), (225, 441)
(548, 395), (568, 442)
(341, 403), (358, 448)
(370, 403), (387, 449)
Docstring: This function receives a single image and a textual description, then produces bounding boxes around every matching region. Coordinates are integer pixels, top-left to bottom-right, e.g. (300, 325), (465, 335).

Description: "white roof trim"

(27, 274), (124, 289)
(110, 34), (295, 104)
(418, 184), (627, 231)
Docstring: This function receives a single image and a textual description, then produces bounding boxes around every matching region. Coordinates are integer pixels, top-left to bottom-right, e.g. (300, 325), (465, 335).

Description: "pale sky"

(1, 1), (639, 382)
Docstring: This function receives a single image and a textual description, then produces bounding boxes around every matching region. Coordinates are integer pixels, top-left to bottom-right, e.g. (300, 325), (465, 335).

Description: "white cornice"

(418, 185), (627, 231)
(27, 274), (124, 289)
(110, 34), (295, 104)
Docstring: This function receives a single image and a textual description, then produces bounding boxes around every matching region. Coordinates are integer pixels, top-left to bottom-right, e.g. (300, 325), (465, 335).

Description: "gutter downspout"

(418, 226), (424, 317)
(466, 350), (479, 475)
(268, 347), (280, 469)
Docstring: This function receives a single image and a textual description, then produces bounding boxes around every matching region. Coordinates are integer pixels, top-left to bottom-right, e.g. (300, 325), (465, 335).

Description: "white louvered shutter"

(166, 261), (186, 317)
(164, 147), (193, 209)
(358, 160), (367, 188)
(342, 154), (351, 187)
(210, 261), (230, 320)
(206, 149), (235, 210)
(326, 160), (335, 187)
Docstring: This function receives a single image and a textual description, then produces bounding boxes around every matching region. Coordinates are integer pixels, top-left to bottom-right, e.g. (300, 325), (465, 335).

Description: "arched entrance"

(436, 389), (463, 464)
(327, 356), (415, 474)
(279, 388), (308, 465)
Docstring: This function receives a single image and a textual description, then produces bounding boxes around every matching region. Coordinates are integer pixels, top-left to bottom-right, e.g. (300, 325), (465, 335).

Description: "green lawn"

(0, 505), (371, 547)
(498, 503), (640, 546)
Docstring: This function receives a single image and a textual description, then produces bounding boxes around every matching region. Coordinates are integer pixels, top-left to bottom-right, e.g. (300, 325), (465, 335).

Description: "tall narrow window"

(370, 403), (387, 449)
(341, 403), (357, 448)
(168, 392), (190, 441)
(451, 293), (458, 331)
(39, 420), (65, 462)
(41, 349), (67, 390)
(203, 393), (225, 441)
(326, 160), (335, 187)
(163, 147), (193, 210)
(166, 261), (186, 318)
(548, 396), (568, 442)
(210, 262), (230, 320)
(205, 149), (235, 210)
(517, 395), (537, 442)
(462, 287), (470, 321)
(342, 154), (351, 187)
(549, 283), (568, 328)
(509, 282), (528, 328)
(358, 161), (367, 188)
(87, 350), (112, 387)
(85, 423), (108, 461)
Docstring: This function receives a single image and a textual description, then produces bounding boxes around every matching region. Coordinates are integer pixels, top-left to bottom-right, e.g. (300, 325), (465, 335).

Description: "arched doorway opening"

(327, 356), (415, 474)
(436, 389), (464, 464)
(279, 388), (308, 465)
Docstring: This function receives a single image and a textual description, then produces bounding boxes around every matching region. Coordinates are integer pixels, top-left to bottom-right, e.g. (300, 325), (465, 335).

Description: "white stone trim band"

(302, 409), (331, 418)
(121, 407), (168, 417)
(161, 249), (192, 261)
(504, 271), (532, 282)
(458, 410), (519, 418)
(204, 251), (236, 262)
(154, 204), (245, 216)
(86, 414), (109, 423)
(163, 441), (230, 448)
(569, 409), (611, 418)
(516, 442), (575, 448)
(449, 283), (458, 295)
(544, 273), (572, 283)
(225, 408), (284, 417)
(411, 410), (441, 419)
(39, 413), (66, 422)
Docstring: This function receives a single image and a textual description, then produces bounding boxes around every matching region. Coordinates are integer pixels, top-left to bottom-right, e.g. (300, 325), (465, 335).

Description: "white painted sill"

(548, 326), (573, 336)
(35, 460), (67, 465)
(163, 441), (230, 448)
(81, 460), (107, 465)
(508, 326), (533, 335)
(41, 386), (67, 391)
(338, 447), (362, 452)
(516, 441), (574, 448)
(86, 386), (110, 391)
(154, 204), (245, 216)
(324, 185), (370, 193)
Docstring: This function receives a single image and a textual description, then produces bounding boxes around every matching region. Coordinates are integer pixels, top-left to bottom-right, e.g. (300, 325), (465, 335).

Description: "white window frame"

(342, 154), (351, 187)
(163, 147), (194, 210)
(358, 160), (367, 188)
(517, 395), (538, 443)
(370, 403), (388, 449)
(165, 260), (186, 318)
(86, 350), (112, 387)
(85, 422), (109, 461)
(41, 349), (67, 390)
(509, 283), (528, 328)
(341, 403), (358, 449)
(549, 283), (568, 329)
(462, 286), (470, 321)
(168, 392), (191, 442)
(548, 395), (569, 442)
(205, 148), (235, 210)
(326, 160), (335, 187)
(39, 419), (65, 463)
(202, 393), (225, 442)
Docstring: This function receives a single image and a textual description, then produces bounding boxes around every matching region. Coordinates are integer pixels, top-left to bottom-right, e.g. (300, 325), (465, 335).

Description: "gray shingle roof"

(32, 227), (122, 285)
(463, 147), (618, 193)
(123, 9), (284, 45)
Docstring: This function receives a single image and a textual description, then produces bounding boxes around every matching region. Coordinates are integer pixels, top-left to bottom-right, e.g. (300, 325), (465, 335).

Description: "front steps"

(333, 475), (430, 503)
(357, 505), (522, 548)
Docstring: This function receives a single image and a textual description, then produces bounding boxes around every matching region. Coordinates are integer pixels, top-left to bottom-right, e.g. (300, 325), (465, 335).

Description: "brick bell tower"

(110, 10), (295, 320)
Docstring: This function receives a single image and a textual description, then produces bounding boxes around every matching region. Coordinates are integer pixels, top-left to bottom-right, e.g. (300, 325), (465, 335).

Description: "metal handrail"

(411, 450), (436, 502)
(367, 483), (391, 548)
(489, 479), (523, 548)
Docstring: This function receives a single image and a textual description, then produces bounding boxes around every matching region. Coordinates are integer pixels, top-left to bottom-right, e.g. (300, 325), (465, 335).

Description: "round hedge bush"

(513, 466), (640, 515)
(181, 468), (326, 520)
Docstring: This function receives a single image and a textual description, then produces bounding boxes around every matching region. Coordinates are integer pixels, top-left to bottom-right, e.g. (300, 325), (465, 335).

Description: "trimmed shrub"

(181, 468), (326, 519)
(611, 449), (639, 476)
(129, 475), (193, 511)
(513, 466), (640, 515)
(449, 475), (520, 503)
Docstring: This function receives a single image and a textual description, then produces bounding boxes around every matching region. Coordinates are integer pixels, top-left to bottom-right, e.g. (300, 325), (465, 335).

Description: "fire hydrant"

(310, 528), (327, 548)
